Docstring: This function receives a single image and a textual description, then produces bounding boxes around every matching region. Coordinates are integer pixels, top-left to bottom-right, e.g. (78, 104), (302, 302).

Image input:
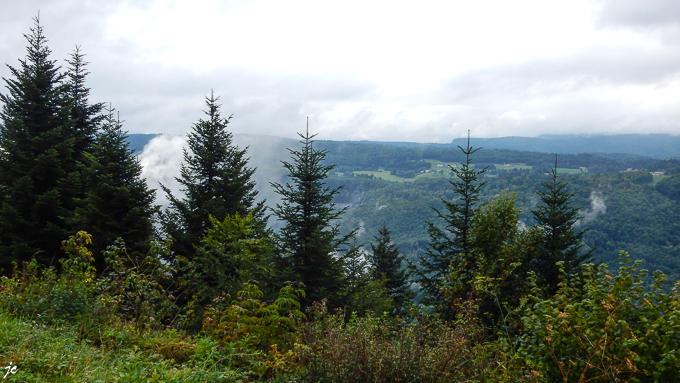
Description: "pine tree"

(369, 225), (412, 311)
(65, 46), (102, 155)
(531, 156), (594, 295)
(0, 17), (80, 271)
(271, 122), (355, 306)
(412, 133), (486, 310)
(159, 92), (260, 260)
(71, 105), (158, 268)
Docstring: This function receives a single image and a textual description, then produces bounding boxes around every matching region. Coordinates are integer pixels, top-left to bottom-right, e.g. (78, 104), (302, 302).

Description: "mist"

(578, 190), (607, 226)
(139, 133), (298, 210)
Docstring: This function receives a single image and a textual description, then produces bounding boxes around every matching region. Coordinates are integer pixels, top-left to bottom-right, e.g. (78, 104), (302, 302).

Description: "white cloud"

(1, 0), (680, 142)
(139, 135), (187, 206)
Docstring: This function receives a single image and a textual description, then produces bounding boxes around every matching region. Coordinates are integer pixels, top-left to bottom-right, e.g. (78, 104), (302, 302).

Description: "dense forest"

(1, 17), (680, 382)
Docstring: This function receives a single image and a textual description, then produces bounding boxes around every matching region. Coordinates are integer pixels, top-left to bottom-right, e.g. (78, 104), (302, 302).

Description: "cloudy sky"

(1, 0), (680, 143)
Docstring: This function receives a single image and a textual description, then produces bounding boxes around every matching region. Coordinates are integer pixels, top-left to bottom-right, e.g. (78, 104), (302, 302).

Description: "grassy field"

(556, 167), (587, 174)
(495, 163), (532, 170)
(351, 161), (587, 182)
(652, 174), (668, 185)
(353, 170), (406, 182)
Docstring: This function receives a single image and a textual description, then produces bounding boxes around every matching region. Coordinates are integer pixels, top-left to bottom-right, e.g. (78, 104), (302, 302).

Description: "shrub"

(518, 252), (680, 382)
(200, 281), (306, 380)
(98, 237), (179, 332)
(0, 232), (101, 325)
(293, 300), (497, 382)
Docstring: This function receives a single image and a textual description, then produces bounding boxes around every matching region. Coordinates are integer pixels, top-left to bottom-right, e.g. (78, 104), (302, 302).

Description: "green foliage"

(186, 212), (273, 305)
(0, 308), (251, 382)
(0, 20), (157, 274)
(443, 192), (541, 335)
(339, 239), (394, 316)
(518, 252), (680, 382)
(160, 92), (260, 260)
(294, 301), (496, 382)
(656, 174), (680, 200)
(414, 135), (487, 317)
(271, 126), (356, 307)
(200, 281), (306, 379)
(202, 281), (305, 349)
(0, 232), (100, 324)
(531, 157), (593, 294)
(71, 104), (158, 268)
(368, 225), (413, 313)
(98, 237), (179, 332)
(0, 17), (83, 270)
(64, 46), (103, 154)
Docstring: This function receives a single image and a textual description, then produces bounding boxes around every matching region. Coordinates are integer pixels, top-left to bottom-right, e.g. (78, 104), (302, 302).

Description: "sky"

(1, 0), (680, 143)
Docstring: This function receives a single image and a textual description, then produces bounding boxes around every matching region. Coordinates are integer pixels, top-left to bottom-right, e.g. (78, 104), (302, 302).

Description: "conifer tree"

(159, 92), (260, 260)
(65, 46), (102, 155)
(369, 225), (412, 311)
(531, 156), (593, 294)
(413, 133), (486, 311)
(0, 17), (80, 271)
(71, 105), (157, 267)
(271, 122), (355, 306)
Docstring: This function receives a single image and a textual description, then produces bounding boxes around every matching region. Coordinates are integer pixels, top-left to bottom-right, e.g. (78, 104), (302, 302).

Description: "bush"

(293, 300), (497, 382)
(518, 252), (680, 382)
(98, 237), (179, 332)
(0, 232), (102, 325)
(200, 281), (306, 380)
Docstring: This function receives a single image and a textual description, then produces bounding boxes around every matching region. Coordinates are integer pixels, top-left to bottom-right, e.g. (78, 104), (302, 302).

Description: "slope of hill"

(450, 134), (680, 159)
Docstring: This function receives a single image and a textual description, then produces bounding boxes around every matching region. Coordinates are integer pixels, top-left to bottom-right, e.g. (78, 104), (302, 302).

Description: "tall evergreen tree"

(71, 105), (158, 268)
(531, 156), (594, 295)
(159, 92), (260, 260)
(0, 17), (80, 271)
(412, 133), (486, 311)
(369, 225), (412, 311)
(271, 123), (355, 306)
(65, 46), (102, 155)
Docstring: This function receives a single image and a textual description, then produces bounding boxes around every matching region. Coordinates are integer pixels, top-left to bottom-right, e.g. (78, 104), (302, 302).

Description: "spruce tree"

(271, 123), (355, 306)
(412, 133), (486, 311)
(159, 92), (260, 260)
(531, 156), (593, 295)
(0, 17), (80, 271)
(369, 225), (412, 311)
(71, 105), (158, 268)
(65, 46), (102, 155)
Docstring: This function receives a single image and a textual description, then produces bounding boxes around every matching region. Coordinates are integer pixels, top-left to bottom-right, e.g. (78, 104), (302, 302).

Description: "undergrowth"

(0, 233), (678, 382)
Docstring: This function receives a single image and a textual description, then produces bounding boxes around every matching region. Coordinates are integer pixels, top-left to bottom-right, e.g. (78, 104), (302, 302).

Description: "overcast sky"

(1, 0), (680, 143)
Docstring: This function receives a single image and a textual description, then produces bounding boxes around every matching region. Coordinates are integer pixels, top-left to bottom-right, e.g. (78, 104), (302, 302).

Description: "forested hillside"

(329, 169), (680, 283)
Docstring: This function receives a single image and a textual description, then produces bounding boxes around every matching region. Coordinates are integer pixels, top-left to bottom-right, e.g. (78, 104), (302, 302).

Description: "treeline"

(2, 17), (680, 382)
(317, 140), (680, 174)
(0, 20), (156, 273)
(0, 18), (408, 317)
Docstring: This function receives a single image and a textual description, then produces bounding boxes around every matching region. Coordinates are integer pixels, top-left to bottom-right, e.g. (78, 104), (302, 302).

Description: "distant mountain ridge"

(450, 134), (680, 159)
(127, 133), (680, 159)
